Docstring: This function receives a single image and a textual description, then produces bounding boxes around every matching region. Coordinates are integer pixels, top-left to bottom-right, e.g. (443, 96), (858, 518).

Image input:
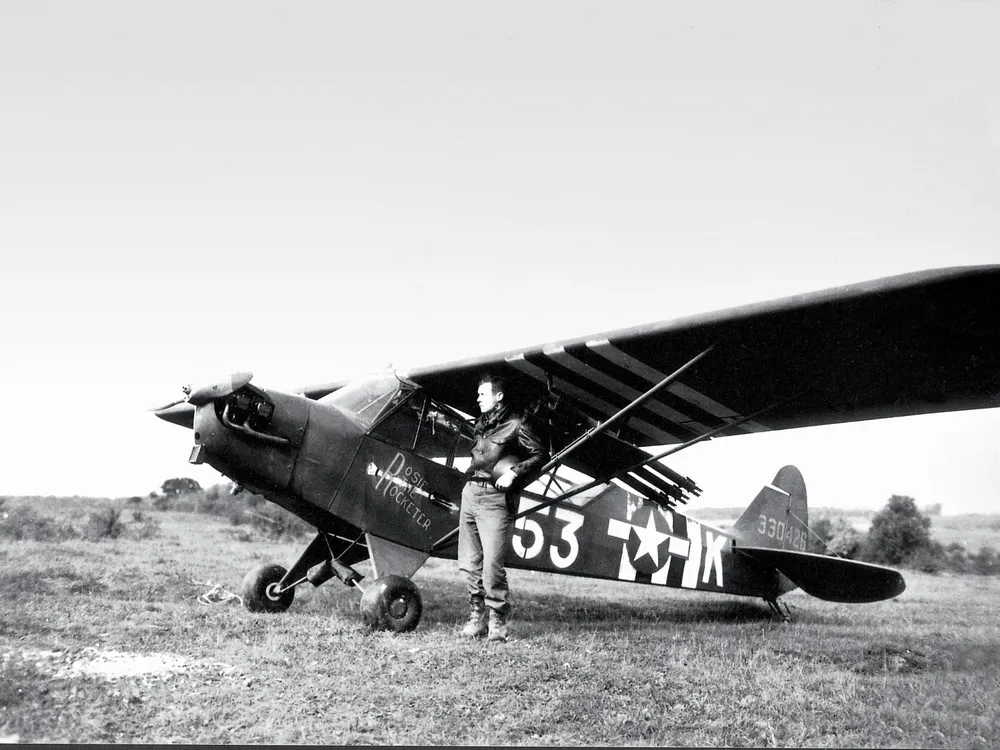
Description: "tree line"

(811, 495), (1000, 575)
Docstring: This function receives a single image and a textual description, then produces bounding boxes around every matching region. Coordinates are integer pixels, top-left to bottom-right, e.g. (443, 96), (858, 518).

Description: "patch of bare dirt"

(3, 648), (235, 681)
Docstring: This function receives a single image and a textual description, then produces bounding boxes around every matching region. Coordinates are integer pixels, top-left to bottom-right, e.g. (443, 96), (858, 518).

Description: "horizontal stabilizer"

(736, 546), (905, 603)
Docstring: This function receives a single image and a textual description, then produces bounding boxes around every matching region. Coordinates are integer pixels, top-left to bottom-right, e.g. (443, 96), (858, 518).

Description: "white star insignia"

(632, 512), (670, 567)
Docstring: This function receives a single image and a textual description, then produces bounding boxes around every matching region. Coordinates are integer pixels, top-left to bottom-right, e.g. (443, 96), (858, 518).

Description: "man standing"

(459, 374), (548, 642)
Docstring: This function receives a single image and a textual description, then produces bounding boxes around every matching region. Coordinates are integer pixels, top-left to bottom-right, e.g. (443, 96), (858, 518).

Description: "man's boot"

(460, 597), (488, 638)
(487, 608), (509, 642)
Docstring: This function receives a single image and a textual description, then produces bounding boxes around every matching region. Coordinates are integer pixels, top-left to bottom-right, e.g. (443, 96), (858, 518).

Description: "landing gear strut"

(236, 531), (426, 632)
(766, 598), (792, 622)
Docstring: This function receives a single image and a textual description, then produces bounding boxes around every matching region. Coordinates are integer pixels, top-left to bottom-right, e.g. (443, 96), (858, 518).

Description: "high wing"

(402, 266), (1000, 497)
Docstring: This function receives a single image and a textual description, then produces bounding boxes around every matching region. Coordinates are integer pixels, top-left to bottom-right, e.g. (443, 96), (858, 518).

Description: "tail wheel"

(241, 563), (294, 613)
(360, 575), (423, 632)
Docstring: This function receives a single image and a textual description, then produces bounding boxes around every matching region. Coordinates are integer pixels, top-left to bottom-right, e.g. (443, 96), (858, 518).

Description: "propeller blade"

(148, 397), (188, 412)
(154, 402), (195, 428)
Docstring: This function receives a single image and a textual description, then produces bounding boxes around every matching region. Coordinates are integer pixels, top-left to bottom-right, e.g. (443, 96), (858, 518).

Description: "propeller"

(151, 372), (254, 427)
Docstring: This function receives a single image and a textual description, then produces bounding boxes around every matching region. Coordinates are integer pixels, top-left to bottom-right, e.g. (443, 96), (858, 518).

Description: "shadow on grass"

(404, 575), (778, 632)
(0, 568), (106, 597)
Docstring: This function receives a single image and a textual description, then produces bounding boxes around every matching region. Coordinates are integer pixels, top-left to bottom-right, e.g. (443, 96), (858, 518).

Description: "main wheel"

(241, 563), (294, 613)
(359, 575), (423, 632)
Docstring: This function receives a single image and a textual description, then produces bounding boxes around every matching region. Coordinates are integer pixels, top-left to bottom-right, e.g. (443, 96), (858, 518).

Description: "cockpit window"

(319, 373), (411, 428)
(369, 390), (474, 468)
(414, 399), (474, 466)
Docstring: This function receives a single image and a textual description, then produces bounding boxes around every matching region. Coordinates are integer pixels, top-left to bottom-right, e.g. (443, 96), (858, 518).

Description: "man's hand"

(495, 469), (517, 490)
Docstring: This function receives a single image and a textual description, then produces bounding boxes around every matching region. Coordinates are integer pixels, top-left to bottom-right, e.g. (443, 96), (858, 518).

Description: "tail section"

(732, 465), (809, 552)
(732, 465), (906, 603)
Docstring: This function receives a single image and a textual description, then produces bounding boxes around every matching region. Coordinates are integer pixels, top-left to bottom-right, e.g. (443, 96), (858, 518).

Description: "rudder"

(732, 465), (809, 552)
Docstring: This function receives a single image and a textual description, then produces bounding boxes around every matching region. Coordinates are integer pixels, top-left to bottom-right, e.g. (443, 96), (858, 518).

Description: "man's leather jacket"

(467, 403), (549, 487)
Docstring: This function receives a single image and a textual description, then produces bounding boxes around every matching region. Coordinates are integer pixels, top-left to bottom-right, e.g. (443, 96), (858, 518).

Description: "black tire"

(359, 575), (423, 633)
(241, 563), (294, 613)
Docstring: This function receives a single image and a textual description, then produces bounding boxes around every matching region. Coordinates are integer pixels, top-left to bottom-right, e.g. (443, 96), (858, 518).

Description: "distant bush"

(943, 542), (971, 574)
(843, 496), (1000, 576)
(971, 545), (1000, 576)
(146, 479), (309, 540)
(861, 495), (933, 567)
(0, 505), (78, 542)
(909, 542), (1000, 576)
(151, 493), (172, 511)
(128, 509), (161, 540)
(244, 505), (312, 541)
(161, 477), (202, 497)
(84, 508), (125, 541)
(905, 540), (946, 574)
(810, 515), (864, 559)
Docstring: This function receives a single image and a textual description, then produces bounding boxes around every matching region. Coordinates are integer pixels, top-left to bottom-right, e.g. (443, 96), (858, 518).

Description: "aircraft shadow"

(411, 577), (780, 631)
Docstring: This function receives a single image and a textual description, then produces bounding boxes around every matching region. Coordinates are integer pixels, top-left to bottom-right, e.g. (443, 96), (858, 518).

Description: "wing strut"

(429, 345), (713, 553)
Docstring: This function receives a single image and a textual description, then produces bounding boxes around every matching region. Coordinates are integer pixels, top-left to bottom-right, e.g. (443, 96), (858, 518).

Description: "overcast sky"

(1, 1), (998, 514)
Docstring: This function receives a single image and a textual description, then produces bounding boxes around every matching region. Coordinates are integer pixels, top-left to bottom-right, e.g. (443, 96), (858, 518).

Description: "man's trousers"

(458, 481), (515, 615)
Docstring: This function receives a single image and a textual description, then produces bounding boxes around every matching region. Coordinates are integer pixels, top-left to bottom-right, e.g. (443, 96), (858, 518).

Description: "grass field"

(3, 498), (999, 746)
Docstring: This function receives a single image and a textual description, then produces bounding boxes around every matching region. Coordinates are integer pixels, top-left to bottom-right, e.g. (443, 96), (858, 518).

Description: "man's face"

(476, 382), (501, 414)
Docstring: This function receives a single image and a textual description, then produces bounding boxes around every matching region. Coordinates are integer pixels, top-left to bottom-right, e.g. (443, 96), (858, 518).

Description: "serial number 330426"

(757, 514), (807, 551)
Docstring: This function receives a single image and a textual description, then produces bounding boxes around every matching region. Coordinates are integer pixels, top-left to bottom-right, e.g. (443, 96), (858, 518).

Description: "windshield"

(318, 372), (410, 428)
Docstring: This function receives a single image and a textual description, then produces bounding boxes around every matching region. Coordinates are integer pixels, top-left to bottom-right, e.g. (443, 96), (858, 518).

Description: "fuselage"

(186, 372), (787, 601)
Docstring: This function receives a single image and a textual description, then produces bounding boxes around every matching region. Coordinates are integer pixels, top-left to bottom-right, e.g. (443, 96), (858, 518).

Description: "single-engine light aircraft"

(155, 266), (1000, 631)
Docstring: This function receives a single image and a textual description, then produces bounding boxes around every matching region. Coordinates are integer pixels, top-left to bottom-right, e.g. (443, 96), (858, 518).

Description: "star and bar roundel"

(606, 503), (725, 588)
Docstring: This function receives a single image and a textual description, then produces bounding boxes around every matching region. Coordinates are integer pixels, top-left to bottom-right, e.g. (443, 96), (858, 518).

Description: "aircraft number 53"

(512, 505), (584, 569)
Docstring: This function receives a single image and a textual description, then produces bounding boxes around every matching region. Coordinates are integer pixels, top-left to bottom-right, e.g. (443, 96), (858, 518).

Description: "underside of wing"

(735, 546), (906, 603)
(404, 266), (1000, 448)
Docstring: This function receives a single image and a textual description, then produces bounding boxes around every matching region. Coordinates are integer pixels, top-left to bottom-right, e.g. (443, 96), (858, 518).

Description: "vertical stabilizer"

(732, 465), (809, 552)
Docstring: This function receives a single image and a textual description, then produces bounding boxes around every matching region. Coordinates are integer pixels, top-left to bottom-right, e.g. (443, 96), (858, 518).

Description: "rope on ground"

(191, 579), (244, 606)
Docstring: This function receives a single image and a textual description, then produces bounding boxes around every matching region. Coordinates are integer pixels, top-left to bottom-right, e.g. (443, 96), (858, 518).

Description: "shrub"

(146, 477), (312, 541)
(129, 515), (162, 540)
(244, 505), (312, 541)
(151, 493), (171, 511)
(227, 527), (254, 543)
(944, 542), (970, 574)
(161, 477), (202, 497)
(861, 495), (933, 567)
(971, 546), (1000, 576)
(84, 508), (125, 541)
(0, 506), (78, 542)
(906, 540), (946, 574)
(809, 514), (863, 558)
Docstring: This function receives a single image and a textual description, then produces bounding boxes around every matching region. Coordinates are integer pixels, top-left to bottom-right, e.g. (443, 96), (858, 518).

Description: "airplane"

(154, 265), (1000, 632)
